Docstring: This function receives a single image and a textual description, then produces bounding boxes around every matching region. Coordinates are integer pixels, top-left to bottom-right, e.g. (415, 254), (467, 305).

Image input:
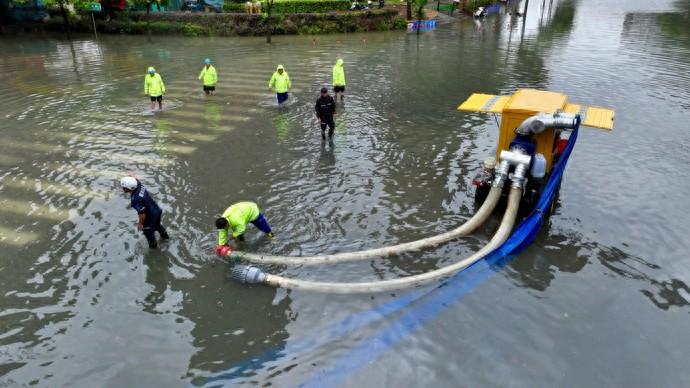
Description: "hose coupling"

(230, 265), (267, 284)
(511, 163), (529, 189)
(492, 159), (510, 187)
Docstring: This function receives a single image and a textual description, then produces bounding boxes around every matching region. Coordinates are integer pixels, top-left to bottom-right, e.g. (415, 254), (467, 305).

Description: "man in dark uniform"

(315, 87), (336, 140)
(120, 176), (169, 249)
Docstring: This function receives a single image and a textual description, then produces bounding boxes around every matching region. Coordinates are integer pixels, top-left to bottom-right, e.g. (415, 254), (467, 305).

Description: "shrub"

(261, 0), (350, 14)
(222, 2), (246, 12)
(182, 22), (206, 36)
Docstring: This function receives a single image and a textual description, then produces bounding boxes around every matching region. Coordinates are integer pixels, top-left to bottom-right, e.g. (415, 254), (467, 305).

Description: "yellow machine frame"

(458, 89), (615, 171)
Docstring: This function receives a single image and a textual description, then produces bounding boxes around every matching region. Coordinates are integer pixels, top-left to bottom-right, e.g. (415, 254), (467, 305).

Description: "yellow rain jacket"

(332, 59), (346, 86)
(144, 73), (165, 97)
(218, 202), (261, 244)
(198, 65), (218, 86)
(268, 68), (291, 93)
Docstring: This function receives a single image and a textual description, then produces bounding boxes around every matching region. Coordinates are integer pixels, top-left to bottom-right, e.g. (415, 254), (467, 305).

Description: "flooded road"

(1, 0), (690, 386)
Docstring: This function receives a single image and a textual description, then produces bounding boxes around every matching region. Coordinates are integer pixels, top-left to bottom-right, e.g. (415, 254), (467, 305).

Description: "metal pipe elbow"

(515, 112), (578, 135)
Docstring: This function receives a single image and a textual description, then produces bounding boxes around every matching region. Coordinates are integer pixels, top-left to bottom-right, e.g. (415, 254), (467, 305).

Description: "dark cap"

(320, 87), (328, 93)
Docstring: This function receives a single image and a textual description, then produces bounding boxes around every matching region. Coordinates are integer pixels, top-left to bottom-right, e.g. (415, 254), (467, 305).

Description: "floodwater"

(1, 0), (689, 386)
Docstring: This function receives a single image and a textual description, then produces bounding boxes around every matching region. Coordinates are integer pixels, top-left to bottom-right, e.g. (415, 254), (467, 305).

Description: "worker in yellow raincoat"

(144, 66), (165, 111)
(268, 64), (291, 105)
(199, 58), (218, 96)
(332, 58), (346, 101)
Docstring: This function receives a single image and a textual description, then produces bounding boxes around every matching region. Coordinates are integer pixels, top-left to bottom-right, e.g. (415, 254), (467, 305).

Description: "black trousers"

(320, 118), (335, 137)
(142, 215), (167, 248)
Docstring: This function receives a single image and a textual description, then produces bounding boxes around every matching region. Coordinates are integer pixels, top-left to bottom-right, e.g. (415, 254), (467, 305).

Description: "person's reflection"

(153, 118), (171, 147)
(275, 114), (290, 143)
(204, 103), (221, 131)
(141, 254), (171, 314)
(319, 139), (336, 167)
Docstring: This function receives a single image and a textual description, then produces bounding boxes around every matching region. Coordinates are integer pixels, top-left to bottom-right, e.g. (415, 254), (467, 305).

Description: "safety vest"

(269, 71), (291, 93)
(144, 73), (165, 96)
(198, 65), (217, 86)
(218, 202), (261, 244)
(332, 59), (346, 86)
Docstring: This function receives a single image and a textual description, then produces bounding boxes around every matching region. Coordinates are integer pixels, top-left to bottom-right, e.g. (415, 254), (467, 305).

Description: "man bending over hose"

(215, 201), (273, 256)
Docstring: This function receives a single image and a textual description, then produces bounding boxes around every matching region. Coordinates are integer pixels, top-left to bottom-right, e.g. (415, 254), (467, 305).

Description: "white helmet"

(120, 176), (138, 190)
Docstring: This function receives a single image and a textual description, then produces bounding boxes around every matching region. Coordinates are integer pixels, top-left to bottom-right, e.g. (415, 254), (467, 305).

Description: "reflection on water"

(1, 0), (690, 386)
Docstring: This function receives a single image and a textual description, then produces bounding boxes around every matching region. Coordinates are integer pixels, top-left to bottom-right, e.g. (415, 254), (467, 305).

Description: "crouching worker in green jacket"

(215, 201), (273, 256)
(199, 58), (217, 96)
(144, 67), (165, 111)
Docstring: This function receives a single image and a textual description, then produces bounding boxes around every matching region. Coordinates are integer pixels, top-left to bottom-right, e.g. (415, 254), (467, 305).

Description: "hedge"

(222, 2), (247, 12)
(261, 0), (350, 14)
(41, 9), (406, 35)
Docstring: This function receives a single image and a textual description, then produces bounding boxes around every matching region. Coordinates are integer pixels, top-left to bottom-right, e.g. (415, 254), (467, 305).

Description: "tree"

(130, 0), (169, 37)
(57, 0), (71, 35)
(0, 0), (8, 33)
(265, 0), (274, 43)
(414, 0), (427, 34)
(406, 0), (411, 19)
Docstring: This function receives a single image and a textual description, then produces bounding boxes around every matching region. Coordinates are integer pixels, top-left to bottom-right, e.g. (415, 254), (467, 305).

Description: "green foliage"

(222, 2), (246, 12)
(74, 0), (96, 10)
(413, 0), (427, 19)
(131, 0), (170, 11)
(463, 0), (492, 12)
(181, 22), (206, 35)
(43, 8), (406, 35)
(260, 0), (350, 14)
(379, 16), (407, 30)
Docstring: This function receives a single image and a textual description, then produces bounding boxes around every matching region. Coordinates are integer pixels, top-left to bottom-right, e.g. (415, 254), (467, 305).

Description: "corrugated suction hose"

(229, 184), (504, 266)
(233, 187), (522, 293)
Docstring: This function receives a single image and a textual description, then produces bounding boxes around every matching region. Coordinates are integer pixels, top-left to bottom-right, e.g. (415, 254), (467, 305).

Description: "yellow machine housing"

(458, 89), (615, 171)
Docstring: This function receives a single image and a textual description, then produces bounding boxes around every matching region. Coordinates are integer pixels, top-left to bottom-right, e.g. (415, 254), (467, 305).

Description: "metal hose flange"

(229, 184), (504, 266)
(258, 187), (521, 293)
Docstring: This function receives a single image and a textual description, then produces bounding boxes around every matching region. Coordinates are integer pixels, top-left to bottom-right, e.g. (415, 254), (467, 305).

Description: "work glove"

(215, 245), (232, 257)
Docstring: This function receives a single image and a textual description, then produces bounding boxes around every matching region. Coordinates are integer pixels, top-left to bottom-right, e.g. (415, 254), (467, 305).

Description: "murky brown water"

(1, 0), (690, 386)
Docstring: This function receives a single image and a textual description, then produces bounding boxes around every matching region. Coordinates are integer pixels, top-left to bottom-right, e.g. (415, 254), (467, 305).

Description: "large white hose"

(260, 187), (521, 293)
(229, 184), (504, 266)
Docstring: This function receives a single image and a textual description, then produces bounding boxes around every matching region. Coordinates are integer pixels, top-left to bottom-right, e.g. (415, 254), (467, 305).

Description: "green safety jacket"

(218, 202), (261, 245)
(268, 71), (291, 93)
(332, 59), (346, 86)
(144, 73), (165, 97)
(198, 65), (218, 86)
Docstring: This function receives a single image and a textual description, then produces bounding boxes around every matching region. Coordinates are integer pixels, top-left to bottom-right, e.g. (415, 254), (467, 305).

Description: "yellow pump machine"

(458, 89), (615, 211)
